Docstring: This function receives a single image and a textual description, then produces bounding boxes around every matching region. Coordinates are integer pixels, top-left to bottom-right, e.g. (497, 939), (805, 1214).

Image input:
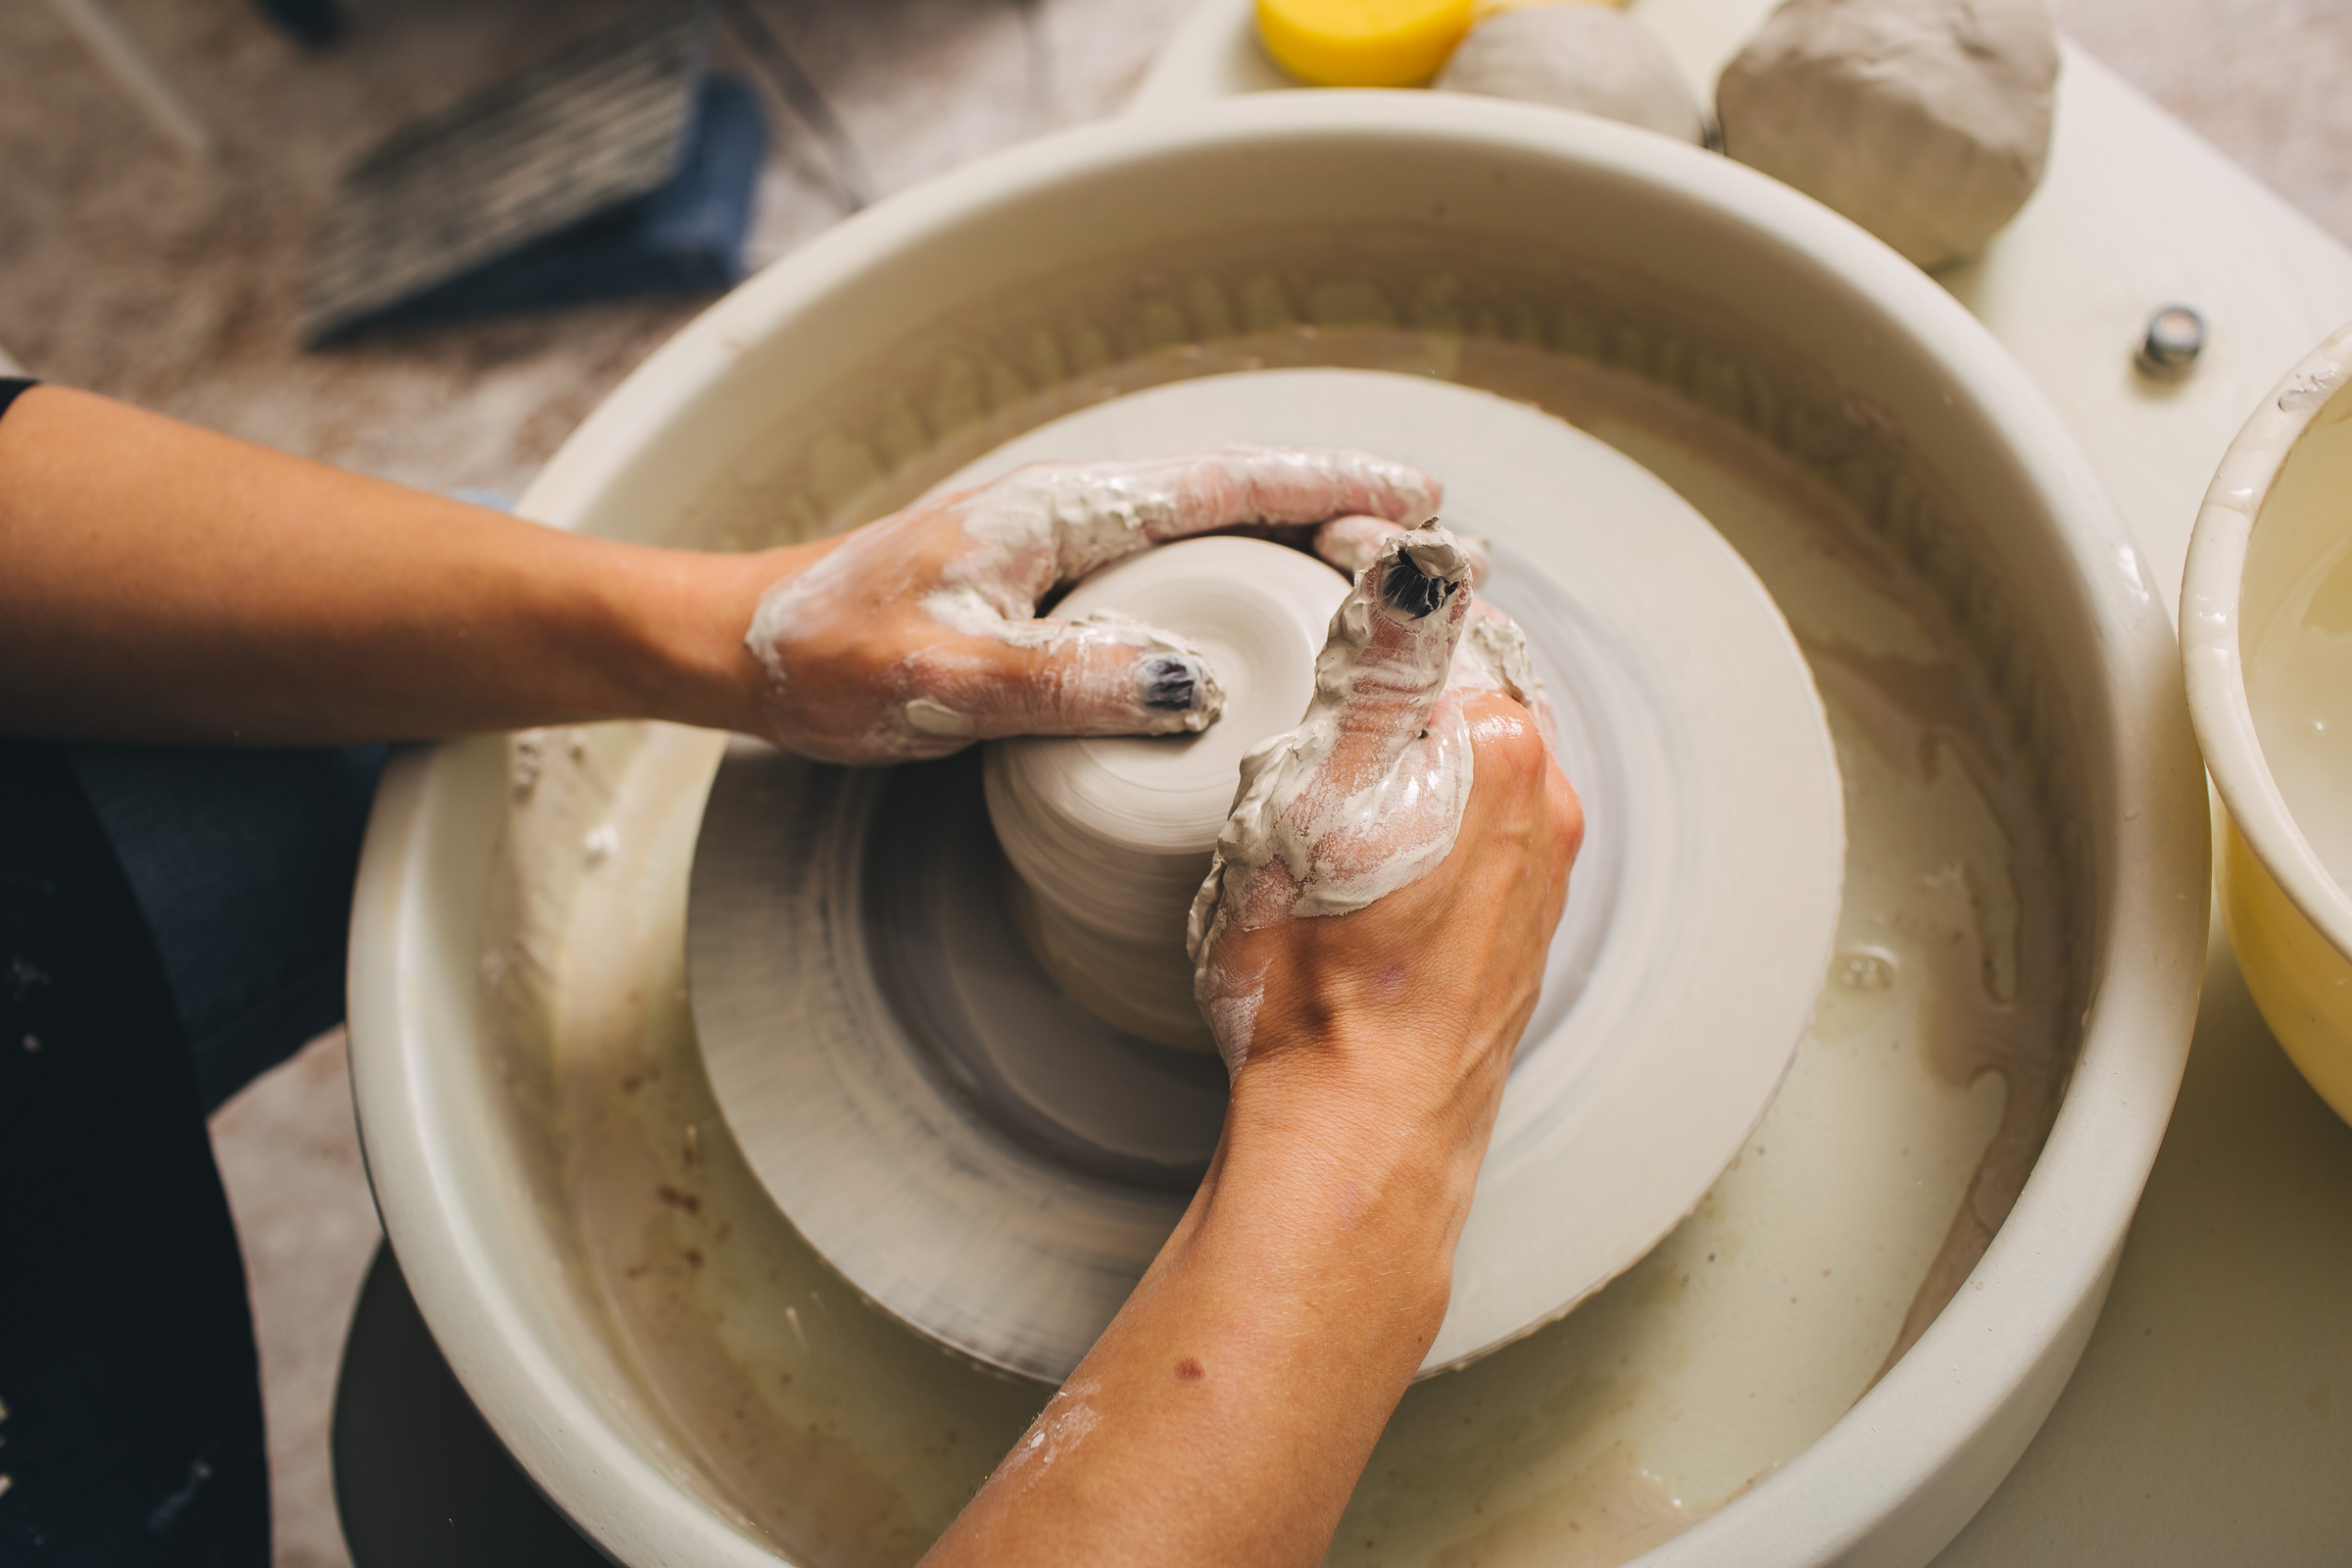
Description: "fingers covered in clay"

(747, 586), (1226, 763)
(898, 611), (1227, 748)
(1452, 599), (1552, 737)
(1313, 514), (1491, 587)
(944, 445), (1443, 604)
(1191, 692), (1580, 1092)
(742, 447), (1440, 764)
(1188, 522), (1560, 1069)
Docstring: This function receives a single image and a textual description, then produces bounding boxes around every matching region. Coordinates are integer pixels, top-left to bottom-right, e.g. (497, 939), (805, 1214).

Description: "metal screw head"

(2136, 305), (2206, 379)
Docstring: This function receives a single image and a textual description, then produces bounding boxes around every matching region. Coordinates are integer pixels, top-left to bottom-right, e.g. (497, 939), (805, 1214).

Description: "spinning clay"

(1716, 0), (2059, 269)
(986, 535), (1356, 1052)
(1437, 5), (1706, 146)
(990, 523), (1537, 1056)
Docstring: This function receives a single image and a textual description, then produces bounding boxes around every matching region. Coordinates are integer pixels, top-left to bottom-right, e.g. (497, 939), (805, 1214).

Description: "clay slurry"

(985, 535), (1355, 1051)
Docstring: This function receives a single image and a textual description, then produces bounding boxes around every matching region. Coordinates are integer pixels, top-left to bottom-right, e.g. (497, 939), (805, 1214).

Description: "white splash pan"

(689, 369), (1845, 1385)
(348, 94), (2208, 1567)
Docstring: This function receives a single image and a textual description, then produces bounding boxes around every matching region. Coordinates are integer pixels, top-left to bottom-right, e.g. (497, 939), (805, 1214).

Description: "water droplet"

(511, 730), (547, 801)
(1835, 949), (1897, 991)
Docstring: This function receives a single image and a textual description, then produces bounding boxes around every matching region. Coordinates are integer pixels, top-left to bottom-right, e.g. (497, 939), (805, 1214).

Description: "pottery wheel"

(687, 369), (1845, 1382)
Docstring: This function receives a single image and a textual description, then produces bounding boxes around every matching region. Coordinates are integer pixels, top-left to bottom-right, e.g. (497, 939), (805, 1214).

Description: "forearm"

(924, 1038), (1502, 1568)
(927, 678), (1568, 1565)
(0, 386), (790, 744)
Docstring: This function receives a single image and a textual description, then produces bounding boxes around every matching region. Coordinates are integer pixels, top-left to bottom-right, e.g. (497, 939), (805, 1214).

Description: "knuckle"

(1468, 700), (1546, 788)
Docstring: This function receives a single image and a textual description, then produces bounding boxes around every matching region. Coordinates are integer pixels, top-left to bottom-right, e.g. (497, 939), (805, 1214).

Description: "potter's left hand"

(739, 447), (1442, 764)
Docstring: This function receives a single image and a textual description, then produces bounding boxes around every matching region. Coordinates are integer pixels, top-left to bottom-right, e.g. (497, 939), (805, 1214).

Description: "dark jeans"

(0, 738), (384, 1567)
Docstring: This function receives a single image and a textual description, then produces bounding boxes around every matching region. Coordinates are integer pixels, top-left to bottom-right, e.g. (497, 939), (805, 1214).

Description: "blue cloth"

(338, 74), (768, 336)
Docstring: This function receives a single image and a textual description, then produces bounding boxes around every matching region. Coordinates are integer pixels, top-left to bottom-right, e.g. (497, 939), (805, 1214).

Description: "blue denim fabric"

(2, 735), (386, 1567)
(1, 740), (272, 1568)
(69, 743), (388, 1113)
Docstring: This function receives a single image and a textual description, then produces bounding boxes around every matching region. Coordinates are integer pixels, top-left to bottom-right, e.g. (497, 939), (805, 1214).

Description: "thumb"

(1313, 514), (1492, 588)
(1194, 523), (1479, 930)
(1187, 524), (1481, 1051)
(1307, 522), (1477, 797)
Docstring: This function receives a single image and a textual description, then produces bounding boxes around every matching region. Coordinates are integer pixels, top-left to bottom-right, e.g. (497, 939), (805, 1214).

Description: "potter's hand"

(928, 532), (1576, 1568)
(1188, 522), (1580, 1075)
(741, 447), (1440, 764)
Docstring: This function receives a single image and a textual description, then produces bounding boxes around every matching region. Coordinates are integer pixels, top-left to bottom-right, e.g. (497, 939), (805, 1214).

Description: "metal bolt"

(2136, 305), (2206, 380)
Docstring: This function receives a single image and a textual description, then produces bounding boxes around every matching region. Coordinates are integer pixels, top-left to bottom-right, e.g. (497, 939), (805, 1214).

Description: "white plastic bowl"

(350, 93), (2208, 1567)
(2181, 321), (2352, 1126)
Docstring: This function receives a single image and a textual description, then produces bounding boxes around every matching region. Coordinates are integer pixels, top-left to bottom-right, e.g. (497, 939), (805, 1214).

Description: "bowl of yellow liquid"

(2184, 320), (2352, 1124)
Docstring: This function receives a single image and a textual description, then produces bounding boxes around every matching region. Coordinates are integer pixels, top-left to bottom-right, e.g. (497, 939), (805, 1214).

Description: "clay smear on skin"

(1187, 524), (1545, 1066)
(743, 448), (1440, 760)
(993, 1376), (1104, 1495)
(742, 509), (1226, 760)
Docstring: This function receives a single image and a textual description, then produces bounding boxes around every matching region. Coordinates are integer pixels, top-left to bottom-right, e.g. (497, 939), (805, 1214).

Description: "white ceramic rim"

(2180, 319), (2352, 951)
(351, 91), (2209, 1568)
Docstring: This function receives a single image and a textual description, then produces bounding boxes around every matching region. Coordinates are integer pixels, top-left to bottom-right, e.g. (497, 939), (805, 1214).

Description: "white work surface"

(1141, 4), (2352, 1560)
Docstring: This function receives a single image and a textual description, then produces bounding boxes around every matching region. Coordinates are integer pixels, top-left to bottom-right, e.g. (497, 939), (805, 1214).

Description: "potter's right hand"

(1188, 524), (1580, 1128)
(921, 534), (1572, 1568)
(737, 447), (1441, 765)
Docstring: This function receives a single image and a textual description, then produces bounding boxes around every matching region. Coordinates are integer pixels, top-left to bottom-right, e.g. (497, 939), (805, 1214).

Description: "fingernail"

(1381, 549), (1458, 619)
(1139, 652), (1206, 711)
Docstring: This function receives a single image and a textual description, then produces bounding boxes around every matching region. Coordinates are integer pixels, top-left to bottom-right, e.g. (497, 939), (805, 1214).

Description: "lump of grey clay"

(1436, 5), (1706, 147)
(1716, 0), (2059, 269)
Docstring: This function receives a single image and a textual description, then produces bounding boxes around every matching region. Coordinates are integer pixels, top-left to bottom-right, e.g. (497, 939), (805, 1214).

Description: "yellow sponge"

(1255, 0), (1476, 87)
